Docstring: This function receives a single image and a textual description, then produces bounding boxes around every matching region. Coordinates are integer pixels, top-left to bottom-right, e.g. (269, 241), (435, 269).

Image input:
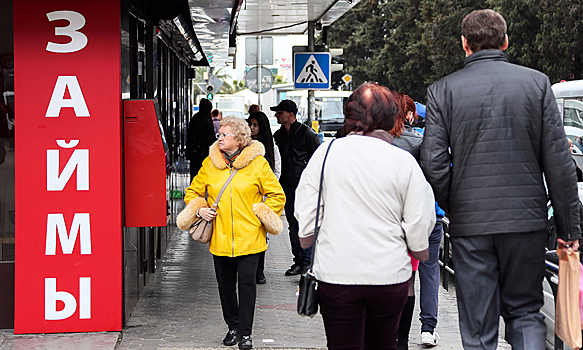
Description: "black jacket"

(274, 121), (321, 188)
(186, 99), (216, 173)
(420, 49), (580, 241)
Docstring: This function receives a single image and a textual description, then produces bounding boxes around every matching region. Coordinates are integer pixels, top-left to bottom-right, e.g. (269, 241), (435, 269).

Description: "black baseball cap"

(270, 100), (298, 114)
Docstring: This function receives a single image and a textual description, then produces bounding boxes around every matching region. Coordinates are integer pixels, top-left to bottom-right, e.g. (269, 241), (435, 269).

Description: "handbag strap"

(210, 169), (238, 210)
(309, 139), (336, 270)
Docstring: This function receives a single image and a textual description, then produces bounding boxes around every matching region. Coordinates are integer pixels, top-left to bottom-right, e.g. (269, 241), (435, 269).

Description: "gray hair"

(220, 116), (252, 148)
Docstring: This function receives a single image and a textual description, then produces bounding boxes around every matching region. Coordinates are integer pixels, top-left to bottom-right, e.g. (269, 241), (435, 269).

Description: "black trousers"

(318, 281), (409, 350)
(213, 253), (260, 336)
(283, 186), (312, 266)
(451, 231), (547, 350)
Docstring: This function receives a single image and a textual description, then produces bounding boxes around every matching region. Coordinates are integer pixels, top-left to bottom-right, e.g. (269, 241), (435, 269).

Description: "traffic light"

(329, 48), (344, 73)
(206, 85), (214, 100)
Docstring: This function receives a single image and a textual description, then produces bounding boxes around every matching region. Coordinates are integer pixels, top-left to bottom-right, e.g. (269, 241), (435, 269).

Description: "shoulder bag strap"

(309, 139), (336, 270)
(210, 168), (238, 210)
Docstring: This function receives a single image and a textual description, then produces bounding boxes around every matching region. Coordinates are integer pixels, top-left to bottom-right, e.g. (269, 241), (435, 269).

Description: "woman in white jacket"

(295, 83), (436, 350)
(248, 111), (281, 284)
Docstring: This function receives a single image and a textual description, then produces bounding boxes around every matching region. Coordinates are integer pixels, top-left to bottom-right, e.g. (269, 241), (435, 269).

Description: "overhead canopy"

(188, 0), (361, 67)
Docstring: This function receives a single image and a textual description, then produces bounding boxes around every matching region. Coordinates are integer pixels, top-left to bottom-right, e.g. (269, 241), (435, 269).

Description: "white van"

(284, 90), (352, 138)
(552, 80), (583, 160)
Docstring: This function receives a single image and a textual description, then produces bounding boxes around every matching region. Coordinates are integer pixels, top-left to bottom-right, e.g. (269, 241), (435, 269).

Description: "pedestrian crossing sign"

(294, 52), (331, 90)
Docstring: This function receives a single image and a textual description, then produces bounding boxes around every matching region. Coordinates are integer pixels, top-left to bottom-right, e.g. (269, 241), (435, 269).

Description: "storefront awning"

(188, 0), (361, 67)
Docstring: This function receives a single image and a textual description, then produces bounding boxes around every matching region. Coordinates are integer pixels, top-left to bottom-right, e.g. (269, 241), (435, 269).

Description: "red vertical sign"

(13, 0), (122, 333)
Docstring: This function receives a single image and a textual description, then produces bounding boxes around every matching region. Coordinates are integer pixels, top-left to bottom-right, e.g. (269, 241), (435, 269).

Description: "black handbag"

(297, 139), (335, 317)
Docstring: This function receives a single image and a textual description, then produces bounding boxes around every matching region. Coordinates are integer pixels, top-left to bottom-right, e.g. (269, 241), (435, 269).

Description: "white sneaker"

(421, 331), (439, 347)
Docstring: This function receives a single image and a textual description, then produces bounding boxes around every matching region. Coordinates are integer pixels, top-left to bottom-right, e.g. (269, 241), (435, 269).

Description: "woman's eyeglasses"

(217, 133), (236, 139)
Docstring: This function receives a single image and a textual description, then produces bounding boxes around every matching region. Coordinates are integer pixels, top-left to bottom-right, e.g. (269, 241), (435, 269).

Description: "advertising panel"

(13, 0), (122, 333)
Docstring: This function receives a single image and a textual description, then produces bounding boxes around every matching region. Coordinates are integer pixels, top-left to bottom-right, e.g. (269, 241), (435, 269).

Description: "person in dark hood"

(186, 98), (216, 180)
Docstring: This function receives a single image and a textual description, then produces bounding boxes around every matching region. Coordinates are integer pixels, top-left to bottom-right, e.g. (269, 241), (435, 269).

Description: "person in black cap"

(271, 99), (321, 276)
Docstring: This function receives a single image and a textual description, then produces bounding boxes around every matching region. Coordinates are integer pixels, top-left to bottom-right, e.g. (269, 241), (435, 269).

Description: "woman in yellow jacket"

(177, 116), (285, 349)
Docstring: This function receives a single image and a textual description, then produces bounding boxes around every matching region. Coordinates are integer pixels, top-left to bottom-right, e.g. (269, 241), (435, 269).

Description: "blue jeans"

(418, 219), (443, 333)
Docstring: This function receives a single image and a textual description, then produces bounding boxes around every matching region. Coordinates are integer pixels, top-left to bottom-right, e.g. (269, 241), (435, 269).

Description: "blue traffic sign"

(294, 52), (331, 89)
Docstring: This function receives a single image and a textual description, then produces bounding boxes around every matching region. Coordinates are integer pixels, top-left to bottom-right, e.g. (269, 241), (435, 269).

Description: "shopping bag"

(556, 249), (582, 349)
(580, 262), (583, 329)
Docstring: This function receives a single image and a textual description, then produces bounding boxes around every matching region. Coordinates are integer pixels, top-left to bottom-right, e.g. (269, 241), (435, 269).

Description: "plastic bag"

(580, 262), (583, 329)
(556, 249), (582, 349)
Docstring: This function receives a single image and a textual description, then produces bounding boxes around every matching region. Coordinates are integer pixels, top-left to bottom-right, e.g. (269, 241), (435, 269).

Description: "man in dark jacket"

(271, 100), (320, 276)
(186, 98), (216, 181)
(420, 9), (580, 350)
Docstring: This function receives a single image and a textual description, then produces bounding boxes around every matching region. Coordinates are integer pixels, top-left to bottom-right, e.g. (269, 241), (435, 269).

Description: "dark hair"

(389, 93), (415, 137)
(248, 104), (260, 114)
(344, 83), (398, 134)
(247, 111), (275, 171)
(211, 109), (221, 118)
(462, 9), (507, 52)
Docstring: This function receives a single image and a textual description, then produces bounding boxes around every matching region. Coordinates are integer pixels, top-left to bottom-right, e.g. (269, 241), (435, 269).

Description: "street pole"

(257, 35), (262, 111)
(307, 21), (315, 125)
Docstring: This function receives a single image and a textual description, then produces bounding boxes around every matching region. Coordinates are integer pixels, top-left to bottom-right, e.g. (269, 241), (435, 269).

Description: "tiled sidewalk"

(0, 215), (512, 350)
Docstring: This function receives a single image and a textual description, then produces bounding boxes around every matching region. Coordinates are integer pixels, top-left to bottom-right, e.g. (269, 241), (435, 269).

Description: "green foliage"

(327, 0), (583, 102)
(493, 0), (583, 82)
(273, 75), (289, 85)
(231, 80), (247, 93)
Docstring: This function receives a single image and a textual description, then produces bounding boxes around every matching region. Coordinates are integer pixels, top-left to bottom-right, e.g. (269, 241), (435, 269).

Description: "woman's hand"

(198, 207), (217, 221)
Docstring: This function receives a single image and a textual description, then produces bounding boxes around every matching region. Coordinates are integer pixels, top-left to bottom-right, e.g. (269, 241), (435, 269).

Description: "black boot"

(397, 296), (415, 350)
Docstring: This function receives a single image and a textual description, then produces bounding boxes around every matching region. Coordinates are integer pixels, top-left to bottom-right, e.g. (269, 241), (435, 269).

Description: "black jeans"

(283, 186), (312, 266)
(213, 253), (260, 336)
(451, 231), (547, 350)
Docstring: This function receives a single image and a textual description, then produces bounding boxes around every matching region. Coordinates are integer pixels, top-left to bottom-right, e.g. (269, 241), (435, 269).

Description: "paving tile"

(0, 209), (513, 350)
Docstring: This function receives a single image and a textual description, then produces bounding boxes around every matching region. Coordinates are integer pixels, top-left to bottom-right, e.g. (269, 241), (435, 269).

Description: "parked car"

(553, 80), (583, 166)
(540, 182), (583, 350)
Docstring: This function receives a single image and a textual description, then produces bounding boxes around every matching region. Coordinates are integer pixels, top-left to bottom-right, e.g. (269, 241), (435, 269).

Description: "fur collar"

(209, 140), (265, 170)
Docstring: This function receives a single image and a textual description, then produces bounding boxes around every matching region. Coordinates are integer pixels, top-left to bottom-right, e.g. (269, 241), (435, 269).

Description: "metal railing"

(438, 216), (454, 291)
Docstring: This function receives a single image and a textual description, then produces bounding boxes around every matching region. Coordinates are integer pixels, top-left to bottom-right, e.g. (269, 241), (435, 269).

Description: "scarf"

(349, 129), (393, 144)
(222, 148), (242, 166)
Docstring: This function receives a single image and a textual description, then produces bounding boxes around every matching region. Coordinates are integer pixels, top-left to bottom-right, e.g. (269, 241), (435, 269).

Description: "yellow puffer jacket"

(177, 140), (286, 257)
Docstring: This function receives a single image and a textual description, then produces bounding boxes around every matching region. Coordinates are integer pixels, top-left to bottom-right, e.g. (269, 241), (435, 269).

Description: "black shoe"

(301, 265), (311, 274)
(238, 335), (253, 349)
(223, 329), (239, 346)
(285, 264), (302, 276)
(256, 270), (266, 284)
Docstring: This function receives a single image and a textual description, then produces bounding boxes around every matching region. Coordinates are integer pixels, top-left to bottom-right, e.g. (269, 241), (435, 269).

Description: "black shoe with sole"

(238, 335), (253, 349)
(256, 270), (266, 284)
(223, 329), (239, 346)
(285, 264), (302, 276)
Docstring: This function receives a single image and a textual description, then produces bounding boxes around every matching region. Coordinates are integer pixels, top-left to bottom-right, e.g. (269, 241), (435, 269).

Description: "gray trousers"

(451, 231), (547, 350)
